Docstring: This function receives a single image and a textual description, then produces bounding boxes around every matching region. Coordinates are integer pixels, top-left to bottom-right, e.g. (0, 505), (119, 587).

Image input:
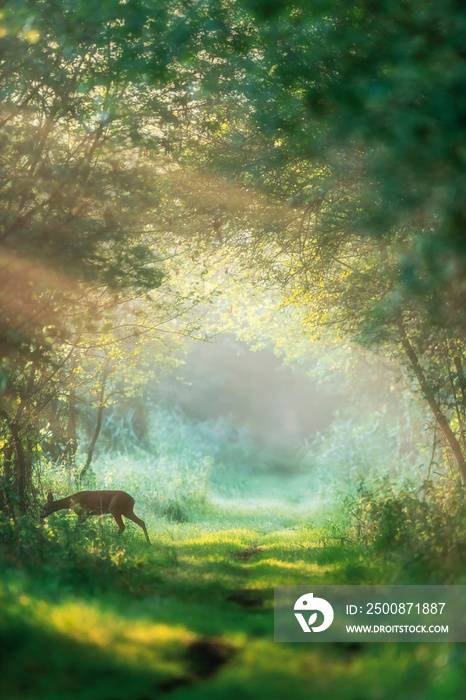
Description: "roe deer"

(40, 490), (151, 544)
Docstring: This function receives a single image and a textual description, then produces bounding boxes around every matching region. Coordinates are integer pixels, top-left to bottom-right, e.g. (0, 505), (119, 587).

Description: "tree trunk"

(67, 388), (78, 468)
(10, 421), (29, 513)
(453, 355), (466, 411)
(1, 442), (14, 514)
(397, 320), (466, 483)
(80, 369), (108, 481)
(2, 442), (13, 482)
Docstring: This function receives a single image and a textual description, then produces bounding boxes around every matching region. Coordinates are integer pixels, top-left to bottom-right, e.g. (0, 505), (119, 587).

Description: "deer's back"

(74, 490), (135, 513)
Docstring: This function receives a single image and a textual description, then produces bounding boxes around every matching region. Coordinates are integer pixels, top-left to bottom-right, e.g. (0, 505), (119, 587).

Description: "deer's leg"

(76, 509), (89, 527)
(111, 511), (125, 536)
(124, 510), (151, 544)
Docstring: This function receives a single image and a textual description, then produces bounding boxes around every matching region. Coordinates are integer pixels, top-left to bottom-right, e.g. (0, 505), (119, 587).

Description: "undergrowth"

(2, 403), (466, 698)
(344, 477), (466, 583)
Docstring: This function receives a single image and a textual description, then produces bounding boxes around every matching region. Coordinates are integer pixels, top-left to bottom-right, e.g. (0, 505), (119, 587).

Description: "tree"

(3, 0), (466, 503)
(143, 0), (466, 481)
(1, 0), (249, 509)
(0, 1), (171, 510)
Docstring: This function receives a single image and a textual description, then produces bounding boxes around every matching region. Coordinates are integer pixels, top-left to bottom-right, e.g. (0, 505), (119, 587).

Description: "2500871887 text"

(346, 602), (446, 615)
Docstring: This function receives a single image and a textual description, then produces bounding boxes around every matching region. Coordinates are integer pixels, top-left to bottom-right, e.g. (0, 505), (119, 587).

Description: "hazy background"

(157, 335), (344, 455)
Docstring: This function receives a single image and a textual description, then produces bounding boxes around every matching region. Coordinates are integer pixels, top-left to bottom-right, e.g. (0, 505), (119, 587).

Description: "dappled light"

(2, 1), (466, 698)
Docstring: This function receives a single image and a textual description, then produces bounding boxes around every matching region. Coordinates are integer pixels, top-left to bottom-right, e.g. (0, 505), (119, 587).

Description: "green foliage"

(0, 0), (213, 511)
(2, 0), (466, 503)
(348, 479), (466, 583)
(303, 399), (430, 505)
(0, 512), (152, 597)
(2, 4), (466, 693)
(2, 468), (466, 699)
(91, 407), (215, 523)
(1, 391), (466, 698)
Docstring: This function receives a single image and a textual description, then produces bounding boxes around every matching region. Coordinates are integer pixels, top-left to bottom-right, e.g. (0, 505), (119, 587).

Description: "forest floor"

(0, 485), (464, 700)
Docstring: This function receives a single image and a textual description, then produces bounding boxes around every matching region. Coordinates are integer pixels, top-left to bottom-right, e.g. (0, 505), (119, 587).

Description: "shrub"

(348, 478), (466, 582)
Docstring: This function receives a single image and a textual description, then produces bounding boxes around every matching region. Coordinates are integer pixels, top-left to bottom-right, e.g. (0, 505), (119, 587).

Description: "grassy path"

(0, 499), (464, 699)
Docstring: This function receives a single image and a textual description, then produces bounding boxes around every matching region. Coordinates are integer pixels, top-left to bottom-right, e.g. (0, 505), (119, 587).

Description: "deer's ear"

(47, 492), (53, 503)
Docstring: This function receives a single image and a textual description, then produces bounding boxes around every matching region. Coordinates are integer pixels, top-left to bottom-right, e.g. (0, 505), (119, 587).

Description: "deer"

(40, 490), (151, 544)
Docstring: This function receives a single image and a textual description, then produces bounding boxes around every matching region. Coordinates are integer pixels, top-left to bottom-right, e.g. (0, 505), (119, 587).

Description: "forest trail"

(0, 502), (401, 700)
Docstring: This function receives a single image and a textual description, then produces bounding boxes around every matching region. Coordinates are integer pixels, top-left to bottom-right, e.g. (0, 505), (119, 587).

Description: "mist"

(157, 335), (344, 457)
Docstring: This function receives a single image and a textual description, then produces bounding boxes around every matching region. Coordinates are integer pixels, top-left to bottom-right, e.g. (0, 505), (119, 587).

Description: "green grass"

(1, 485), (466, 700)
